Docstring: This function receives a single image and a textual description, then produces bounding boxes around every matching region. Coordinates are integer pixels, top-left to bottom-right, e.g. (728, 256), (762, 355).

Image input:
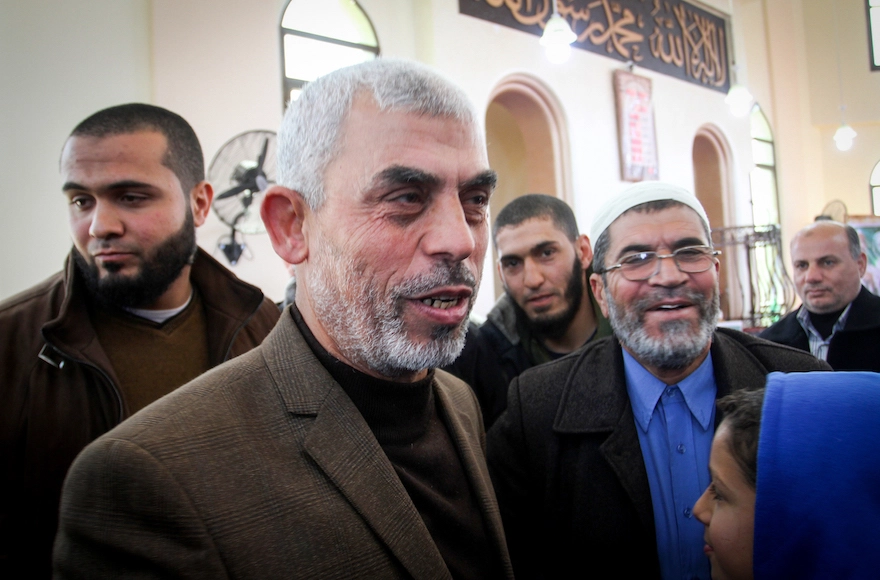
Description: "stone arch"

(485, 73), (571, 300)
(693, 124), (743, 320)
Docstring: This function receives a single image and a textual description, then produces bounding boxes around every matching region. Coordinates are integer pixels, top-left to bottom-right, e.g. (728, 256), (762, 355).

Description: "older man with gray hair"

(54, 59), (512, 580)
(487, 182), (827, 580)
(760, 220), (880, 371)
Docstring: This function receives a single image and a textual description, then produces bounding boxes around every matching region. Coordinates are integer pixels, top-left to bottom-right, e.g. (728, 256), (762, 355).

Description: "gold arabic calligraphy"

(479, 0), (727, 88)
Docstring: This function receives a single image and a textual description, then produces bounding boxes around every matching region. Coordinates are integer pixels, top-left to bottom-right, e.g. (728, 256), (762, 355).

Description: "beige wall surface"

(2, 0), (878, 319)
(803, 0), (880, 220)
(755, 0), (826, 258)
(151, 0), (290, 302)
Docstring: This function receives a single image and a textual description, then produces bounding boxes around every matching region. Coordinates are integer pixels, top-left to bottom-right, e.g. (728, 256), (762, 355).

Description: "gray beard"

(605, 284), (719, 370)
(306, 239), (476, 379)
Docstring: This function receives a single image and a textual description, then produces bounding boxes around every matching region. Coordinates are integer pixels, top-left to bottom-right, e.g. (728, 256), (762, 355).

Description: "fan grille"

(208, 130), (277, 235)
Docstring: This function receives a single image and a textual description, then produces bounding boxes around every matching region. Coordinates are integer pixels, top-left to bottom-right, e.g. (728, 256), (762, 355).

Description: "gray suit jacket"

(54, 312), (513, 579)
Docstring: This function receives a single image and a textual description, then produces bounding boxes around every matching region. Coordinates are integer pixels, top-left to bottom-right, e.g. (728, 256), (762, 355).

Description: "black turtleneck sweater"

(291, 307), (503, 580)
(807, 307), (846, 339)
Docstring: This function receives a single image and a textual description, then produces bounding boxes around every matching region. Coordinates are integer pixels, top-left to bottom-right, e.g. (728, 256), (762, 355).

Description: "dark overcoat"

(760, 286), (880, 371)
(487, 328), (829, 579)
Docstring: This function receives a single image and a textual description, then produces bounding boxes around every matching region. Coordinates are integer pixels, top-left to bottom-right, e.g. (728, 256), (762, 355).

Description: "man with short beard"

(444, 194), (611, 427)
(0, 103), (280, 579)
(54, 60), (513, 580)
(487, 182), (828, 580)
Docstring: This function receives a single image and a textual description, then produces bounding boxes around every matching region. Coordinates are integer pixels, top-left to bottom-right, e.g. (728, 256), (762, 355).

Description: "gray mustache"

(395, 263), (477, 297)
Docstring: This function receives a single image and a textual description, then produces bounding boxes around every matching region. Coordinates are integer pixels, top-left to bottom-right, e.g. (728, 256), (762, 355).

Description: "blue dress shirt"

(624, 350), (716, 580)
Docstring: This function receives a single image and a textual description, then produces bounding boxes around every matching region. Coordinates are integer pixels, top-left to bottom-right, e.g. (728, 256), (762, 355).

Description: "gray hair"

(845, 224), (863, 260)
(798, 220), (863, 261)
(277, 58), (482, 209)
(593, 199), (713, 281)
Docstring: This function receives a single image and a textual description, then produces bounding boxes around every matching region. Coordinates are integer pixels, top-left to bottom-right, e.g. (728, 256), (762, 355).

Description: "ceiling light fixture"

(833, 121), (857, 152)
(540, 1), (576, 64)
(725, 74), (755, 118)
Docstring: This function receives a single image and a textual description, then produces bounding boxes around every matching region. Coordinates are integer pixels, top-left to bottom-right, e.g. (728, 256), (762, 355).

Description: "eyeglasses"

(599, 245), (721, 281)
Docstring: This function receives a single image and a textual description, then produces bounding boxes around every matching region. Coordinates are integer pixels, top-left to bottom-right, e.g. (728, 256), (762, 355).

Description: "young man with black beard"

(487, 182), (829, 580)
(0, 104), (280, 579)
(444, 194), (611, 427)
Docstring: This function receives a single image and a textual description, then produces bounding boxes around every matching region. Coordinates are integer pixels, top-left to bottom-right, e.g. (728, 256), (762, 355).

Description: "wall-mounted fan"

(208, 130), (276, 264)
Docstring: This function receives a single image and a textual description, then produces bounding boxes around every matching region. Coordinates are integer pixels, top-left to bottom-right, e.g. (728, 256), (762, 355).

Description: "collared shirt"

(624, 350), (716, 580)
(796, 303), (852, 361)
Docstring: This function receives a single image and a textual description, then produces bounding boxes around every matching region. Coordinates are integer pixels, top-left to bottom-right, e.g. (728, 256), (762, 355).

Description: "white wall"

(737, 0), (879, 264)
(0, 0), (151, 299)
(415, 0), (755, 313)
(3, 0), (878, 316)
(804, 0), (880, 218)
(151, 0), (290, 302)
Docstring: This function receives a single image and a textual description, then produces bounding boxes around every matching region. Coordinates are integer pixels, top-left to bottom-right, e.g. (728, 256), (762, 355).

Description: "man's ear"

(858, 251), (868, 278)
(576, 234), (593, 269)
(261, 185), (309, 265)
(589, 272), (610, 318)
(190, 181), (214, 227)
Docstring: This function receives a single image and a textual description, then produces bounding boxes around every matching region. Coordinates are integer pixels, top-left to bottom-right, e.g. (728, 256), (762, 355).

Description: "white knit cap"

(589, 181), (711, 242)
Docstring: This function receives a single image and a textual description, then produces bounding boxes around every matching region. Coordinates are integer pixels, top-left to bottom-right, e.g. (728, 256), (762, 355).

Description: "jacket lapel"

(303, 389), (451, 580)
(553, 338), (656, 535)
(264, 314), (451, 580)
(552, 331), (798, 540)
(600, 402), (657, 533)
(710, 330), (778, 403)
(843, 287), (880, 331)
(775, 312), (810, 351)
(434, 374), (515, 579)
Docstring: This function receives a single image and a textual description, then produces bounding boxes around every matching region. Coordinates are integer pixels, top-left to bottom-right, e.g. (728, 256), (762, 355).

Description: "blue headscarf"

(754, 371), (880, 579)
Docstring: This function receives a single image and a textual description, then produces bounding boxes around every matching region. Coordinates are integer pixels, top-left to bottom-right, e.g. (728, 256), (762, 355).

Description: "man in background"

(760, 220), (880, 370)
(445, 194), (610, 427)
(487, 182), (828, 579)
(0, 103), (279, 578)
(53, 60), (513, 579)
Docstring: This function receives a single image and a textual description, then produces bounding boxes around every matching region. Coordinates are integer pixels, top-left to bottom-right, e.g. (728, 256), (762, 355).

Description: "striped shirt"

(796, 303), (852, 361)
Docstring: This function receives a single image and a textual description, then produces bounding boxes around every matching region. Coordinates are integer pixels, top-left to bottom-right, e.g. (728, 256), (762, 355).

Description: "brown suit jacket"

(54, 311), (513, 579)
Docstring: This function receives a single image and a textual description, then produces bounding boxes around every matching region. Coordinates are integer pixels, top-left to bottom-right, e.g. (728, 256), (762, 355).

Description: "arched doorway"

(484, 74), (570, 301)
(692, 125), (743, 321)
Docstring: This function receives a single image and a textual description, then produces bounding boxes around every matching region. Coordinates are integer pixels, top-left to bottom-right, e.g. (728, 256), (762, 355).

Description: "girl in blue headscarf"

(694, 371), (880, 580)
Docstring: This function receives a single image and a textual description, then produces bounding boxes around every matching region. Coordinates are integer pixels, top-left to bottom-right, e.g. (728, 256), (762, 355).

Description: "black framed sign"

(459, 0), (730, 93)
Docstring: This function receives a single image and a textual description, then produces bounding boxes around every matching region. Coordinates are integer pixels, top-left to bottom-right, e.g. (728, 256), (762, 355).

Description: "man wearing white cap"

(487, 182), (827, 579)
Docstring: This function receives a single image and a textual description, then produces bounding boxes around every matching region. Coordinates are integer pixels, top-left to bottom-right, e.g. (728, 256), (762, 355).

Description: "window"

(747, 105), (789, 327)
(871, 160), (880, 215)
(869, 0), (880, 70)
(280, 0), (379, 106)
(748, 105), (780, 226)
